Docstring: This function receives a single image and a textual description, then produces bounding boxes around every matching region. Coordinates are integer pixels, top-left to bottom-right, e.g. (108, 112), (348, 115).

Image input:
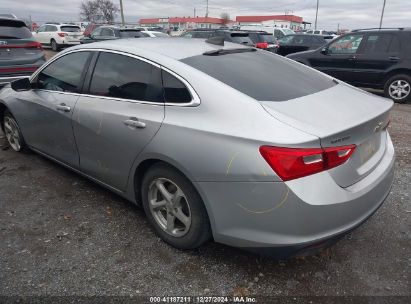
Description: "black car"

(287, 28), (411, 103)
(181, 30), (254, 46)
(0, 18), (45, 87)
(244, 31), (278, 52)
(276, 34), (327, 56)
(80, 26), (148, 44)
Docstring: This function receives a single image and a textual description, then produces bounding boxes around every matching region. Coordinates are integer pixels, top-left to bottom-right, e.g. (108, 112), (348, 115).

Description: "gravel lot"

(0, 50), (410, 299)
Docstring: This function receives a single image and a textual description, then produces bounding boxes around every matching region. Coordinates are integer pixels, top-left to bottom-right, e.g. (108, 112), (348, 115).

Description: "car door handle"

(389, 56), (400, 61)
(347, 56), (357, 61)
(123, 119), (146, 129)
(56, 104), (71, 112)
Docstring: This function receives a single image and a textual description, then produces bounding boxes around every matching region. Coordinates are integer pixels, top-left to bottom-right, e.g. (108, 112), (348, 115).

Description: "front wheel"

(384, 74), (411, 103)
(141, 163), (211, 249)
(2, 111), (26, 152)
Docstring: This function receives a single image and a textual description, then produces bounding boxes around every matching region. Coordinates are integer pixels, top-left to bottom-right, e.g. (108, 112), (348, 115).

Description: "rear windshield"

(0, 19), (32, 39)
(181, 51), (336, 101)
(119, 30), (146, 38)
(60, 26), (81, 32)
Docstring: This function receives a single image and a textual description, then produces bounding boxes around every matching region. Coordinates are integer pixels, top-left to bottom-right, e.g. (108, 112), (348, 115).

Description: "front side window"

(89, 52), (163, 102)
(162, 71), (192, 103)
(328, 34), (364, 54)
(36, 51), (91, 93)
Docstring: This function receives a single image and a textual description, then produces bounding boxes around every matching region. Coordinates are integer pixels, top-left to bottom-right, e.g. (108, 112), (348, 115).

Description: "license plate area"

(359, 134), (381, 165)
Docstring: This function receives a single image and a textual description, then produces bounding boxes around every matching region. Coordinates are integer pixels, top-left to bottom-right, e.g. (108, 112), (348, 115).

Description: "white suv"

(33, 23), (83, 51)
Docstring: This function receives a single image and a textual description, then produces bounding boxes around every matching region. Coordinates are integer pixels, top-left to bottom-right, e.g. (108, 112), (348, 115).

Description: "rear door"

(12, 51), (93, 166)
(351, 33), (402, 87)
(44, 25), (57, 45)
(73, 51), (165, 191)
(310, 33), (366, 82)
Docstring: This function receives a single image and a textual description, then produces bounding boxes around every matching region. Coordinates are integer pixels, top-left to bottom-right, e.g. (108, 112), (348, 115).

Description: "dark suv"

(287, 28), (411, 103)
(80, 26), (148, 44)
(0, 18), (45, 87)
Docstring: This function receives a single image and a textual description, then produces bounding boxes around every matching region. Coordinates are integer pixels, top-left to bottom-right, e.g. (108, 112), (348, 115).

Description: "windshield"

(60, 26), (81, 32)
(283, 29), (294, 35)
(181, 50), (335, 101)
(278, 35), (295, 44)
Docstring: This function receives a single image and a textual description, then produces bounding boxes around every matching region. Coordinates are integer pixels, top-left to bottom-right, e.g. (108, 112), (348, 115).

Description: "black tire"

(384, 74), (411, 104)
(2, 110), (27, 152)
(51, 39), (59, 52)
(141, 163), (211, 249)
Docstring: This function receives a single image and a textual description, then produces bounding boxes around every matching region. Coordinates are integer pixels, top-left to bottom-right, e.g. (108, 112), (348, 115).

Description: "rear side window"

(363, 34), (393, 54)
(0, 19), (32, 39)
(119, 30), (146, 38)
(37, 52), (91, 93)
(89, 52), (163, 102)
(181, 51), (336, 101)
(162, 71), (192, 103)
(46, 25), (57, 32)
(60, 26), (80, 32)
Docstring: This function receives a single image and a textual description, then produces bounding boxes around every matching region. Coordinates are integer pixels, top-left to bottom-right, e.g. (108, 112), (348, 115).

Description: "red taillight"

(58, 32), (68, 37)
(260, 145), (356, 181)
(255, 42), (269, 49)
(0, 41), (42, 49)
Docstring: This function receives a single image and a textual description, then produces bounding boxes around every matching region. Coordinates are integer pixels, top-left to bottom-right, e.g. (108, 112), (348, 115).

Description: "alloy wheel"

(148, 178), (191, 237)
(3, 116), (22, 151)
(388, 79), (410, 100)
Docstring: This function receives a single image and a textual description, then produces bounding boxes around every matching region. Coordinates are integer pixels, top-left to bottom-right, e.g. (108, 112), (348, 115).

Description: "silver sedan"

(0, 38), (395, 258)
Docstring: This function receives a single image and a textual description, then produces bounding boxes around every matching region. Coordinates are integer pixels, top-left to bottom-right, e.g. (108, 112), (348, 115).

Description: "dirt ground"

(0, 51), (410, 299)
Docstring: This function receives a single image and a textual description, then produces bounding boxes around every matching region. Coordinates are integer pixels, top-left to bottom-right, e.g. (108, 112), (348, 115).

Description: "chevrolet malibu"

(0, 38), (395, 258)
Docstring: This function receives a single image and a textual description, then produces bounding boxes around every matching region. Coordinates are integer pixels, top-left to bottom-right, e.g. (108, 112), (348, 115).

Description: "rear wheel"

(384, 74), (411, 103)
(51, 39), (59, 52)
(2, 111), (26, 152)
(141, 163), (211, 249)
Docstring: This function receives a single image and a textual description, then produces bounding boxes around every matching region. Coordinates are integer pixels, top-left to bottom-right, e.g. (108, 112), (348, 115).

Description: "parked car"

(181, 29), (254, 46)
(287, 28), (411, 103)
(275, 34), (327, 56)
(243, 31), (278, 52)
(33, 23), (83, 51)
(239, 24), (294, 39)
(0, 13), (17, 19)
(0, 18), (45, 87)
(0, 38), (395, 258)
(80, 26), (148, 44)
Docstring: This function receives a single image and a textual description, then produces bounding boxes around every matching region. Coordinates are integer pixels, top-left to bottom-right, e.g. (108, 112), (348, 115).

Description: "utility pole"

(206, 0), (209, 18)
(379, 0), (387, 29)
(314, 0), (319, 30)
(194, 7), (196, 18)
(119, 0), (125, 26)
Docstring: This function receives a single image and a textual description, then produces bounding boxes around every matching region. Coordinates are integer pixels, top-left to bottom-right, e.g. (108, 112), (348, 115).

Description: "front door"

(310, 33), (365, 83)
(73, 51), (165, 191)
(14, 51), (92, 167)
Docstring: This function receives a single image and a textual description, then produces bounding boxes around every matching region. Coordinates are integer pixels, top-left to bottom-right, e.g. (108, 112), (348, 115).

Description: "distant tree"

(220, 12), (230, 25)
(97, 0), (119, 23)
(80, 0), (99, 22)
(80, 0), (119, 23)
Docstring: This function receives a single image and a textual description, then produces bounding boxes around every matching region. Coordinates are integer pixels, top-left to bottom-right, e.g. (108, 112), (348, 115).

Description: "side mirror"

(320, 47), (329, 55)
(11, 78), (31, 91)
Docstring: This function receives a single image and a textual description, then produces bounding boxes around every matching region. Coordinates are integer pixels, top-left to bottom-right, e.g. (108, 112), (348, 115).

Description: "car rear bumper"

(195, 133), (395, 257)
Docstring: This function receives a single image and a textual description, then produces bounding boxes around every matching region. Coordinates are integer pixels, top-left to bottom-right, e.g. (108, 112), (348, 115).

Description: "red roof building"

(236, 15), (303, 23)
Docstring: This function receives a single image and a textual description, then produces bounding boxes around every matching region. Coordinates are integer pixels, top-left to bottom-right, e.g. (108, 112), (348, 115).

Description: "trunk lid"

(261, 83), (393, 187)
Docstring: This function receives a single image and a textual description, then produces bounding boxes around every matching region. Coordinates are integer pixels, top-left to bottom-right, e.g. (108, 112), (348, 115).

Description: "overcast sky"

(1, 0), (410, 30)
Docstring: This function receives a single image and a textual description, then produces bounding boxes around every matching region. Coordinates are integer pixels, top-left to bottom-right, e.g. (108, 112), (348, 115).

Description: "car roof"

(69, 37), (250, 61)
